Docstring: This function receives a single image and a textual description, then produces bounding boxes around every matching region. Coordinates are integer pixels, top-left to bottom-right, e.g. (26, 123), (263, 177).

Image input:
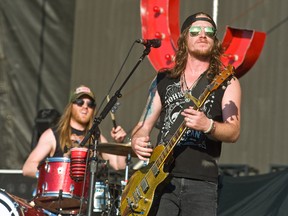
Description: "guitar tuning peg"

(222, 85), (227, 90)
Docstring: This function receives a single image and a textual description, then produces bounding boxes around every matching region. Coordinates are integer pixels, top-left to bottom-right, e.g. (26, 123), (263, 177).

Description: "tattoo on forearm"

(140, 78), (157, 122)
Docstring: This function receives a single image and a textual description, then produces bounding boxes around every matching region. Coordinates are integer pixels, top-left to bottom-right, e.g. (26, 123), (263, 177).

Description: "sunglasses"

(73, 98), (96, 109)
(189, 26), (216, 38)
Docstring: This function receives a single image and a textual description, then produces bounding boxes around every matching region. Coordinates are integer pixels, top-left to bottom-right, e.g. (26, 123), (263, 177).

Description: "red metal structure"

(140, 0), (266, 78)
(221, 26), (266, 78)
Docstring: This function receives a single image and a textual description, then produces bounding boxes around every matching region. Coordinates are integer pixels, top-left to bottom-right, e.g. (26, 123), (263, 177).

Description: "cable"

(95, 41), (137, 116)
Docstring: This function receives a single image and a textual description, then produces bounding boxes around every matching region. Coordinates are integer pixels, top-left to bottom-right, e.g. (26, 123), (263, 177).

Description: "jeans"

(155, 177), (218, 216)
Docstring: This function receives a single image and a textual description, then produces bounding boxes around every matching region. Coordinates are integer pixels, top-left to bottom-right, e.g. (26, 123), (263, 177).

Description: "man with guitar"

(122, 12), (241, 216)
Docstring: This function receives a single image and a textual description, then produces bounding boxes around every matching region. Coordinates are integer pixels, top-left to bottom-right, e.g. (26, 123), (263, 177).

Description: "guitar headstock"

(209, 64), (235, 92)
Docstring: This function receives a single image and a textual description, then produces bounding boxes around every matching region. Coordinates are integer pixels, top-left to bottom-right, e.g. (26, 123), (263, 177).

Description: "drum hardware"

(45, 162), (50, 172)
(93, 181), (109, 213)
(121, 153), (132, 189)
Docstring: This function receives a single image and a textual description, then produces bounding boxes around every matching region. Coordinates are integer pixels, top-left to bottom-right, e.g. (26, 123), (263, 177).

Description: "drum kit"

(0, 142), (137, 216)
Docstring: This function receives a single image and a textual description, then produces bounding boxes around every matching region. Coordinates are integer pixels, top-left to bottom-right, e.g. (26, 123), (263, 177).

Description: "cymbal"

(97, 142), (137, 157)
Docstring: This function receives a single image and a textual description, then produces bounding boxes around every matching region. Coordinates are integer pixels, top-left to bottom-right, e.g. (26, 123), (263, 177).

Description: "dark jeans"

(155, 177), (218, 216)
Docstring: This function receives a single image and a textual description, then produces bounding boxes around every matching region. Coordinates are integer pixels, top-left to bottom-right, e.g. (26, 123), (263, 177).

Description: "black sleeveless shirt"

(156, 71), (225, 183)
(51, 126), (64, 157)
(51, 126), (87, 157)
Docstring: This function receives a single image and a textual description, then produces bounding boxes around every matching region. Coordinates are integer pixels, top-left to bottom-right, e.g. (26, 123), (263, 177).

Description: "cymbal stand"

(121, 153), (131, 189)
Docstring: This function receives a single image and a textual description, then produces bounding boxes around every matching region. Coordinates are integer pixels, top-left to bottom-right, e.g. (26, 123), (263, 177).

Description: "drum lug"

(13, 201), (19, 209)
(35, 170), (39, 179)
(70, 184), (75, 194)
(45, 162), (50, 172)
(42, 182), (48, 192)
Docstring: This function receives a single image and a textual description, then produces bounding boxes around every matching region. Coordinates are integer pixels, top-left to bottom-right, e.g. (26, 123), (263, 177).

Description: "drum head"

(0, 189), (45, 216)
(0, 189), (21, 216)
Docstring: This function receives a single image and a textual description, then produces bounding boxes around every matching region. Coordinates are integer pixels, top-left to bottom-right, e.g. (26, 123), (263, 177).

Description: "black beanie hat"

(181, 12), (217, 33)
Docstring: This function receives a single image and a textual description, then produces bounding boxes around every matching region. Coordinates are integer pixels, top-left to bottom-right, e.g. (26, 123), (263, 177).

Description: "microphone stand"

(79, 45), (152, 216)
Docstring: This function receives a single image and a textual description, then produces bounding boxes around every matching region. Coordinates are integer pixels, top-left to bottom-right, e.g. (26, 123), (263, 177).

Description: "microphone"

(136, 39), (161, 48)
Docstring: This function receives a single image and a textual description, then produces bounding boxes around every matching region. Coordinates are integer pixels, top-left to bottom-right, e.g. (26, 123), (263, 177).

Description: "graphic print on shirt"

(159, 80), (216, 150)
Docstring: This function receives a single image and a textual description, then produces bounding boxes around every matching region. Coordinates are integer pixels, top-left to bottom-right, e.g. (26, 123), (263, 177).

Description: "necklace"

(183, 72), (193, 91)
(181, 71), (206, 100)
(181, 72), (200, 93)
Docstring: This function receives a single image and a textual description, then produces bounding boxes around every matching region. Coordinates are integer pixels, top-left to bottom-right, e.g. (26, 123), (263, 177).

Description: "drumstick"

(106, 95), (117, 128)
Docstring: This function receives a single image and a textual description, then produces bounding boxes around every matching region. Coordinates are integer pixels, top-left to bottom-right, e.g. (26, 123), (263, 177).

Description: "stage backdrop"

(0, 0), (75, 168)
(1, 0), (288, 174)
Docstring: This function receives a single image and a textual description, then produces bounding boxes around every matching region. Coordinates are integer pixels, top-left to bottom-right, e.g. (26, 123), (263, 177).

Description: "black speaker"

(31, 109), (61, 150)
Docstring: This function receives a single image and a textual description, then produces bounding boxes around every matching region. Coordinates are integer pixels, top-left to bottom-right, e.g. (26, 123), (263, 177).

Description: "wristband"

(204, 119), (214, 134)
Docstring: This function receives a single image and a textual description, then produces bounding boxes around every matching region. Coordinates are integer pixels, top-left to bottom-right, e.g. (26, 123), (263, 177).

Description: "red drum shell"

(34, 157), (89, 214)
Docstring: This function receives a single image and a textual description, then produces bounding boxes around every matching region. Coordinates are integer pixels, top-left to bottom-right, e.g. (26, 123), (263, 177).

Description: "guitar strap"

(162, 71), (209, 144)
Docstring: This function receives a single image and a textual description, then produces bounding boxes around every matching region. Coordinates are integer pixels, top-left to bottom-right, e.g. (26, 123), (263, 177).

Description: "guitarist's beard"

(189, 46), (212, 60)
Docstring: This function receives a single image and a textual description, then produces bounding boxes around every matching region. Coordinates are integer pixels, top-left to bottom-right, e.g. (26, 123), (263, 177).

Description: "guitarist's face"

(187, 19), (215, 59)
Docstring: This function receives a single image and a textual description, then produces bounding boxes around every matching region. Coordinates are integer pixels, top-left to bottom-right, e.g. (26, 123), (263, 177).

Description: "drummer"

(22, 85), (127, 178)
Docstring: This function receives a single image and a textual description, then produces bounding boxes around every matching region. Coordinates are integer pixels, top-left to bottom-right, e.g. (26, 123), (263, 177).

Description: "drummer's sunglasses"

(189, 26), (216, 38)
(73, 98), (96, 109)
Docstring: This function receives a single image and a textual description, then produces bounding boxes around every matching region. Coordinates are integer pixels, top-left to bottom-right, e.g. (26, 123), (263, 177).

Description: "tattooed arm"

(131, 77), (162, 161)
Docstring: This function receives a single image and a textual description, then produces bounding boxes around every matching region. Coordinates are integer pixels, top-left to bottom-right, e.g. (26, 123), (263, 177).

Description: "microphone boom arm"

(81, 45), (152, 216)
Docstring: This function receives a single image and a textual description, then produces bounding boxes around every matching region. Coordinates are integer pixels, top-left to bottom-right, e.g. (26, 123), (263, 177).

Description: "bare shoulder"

(38, 128), (55, 143)
(223, 77), (241, 98)
(35, 128), (57, 153)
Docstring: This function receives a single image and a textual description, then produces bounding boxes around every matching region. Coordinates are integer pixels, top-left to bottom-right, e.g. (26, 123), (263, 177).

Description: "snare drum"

(34, 157), (89, 214)
(0, 188), (45, 216)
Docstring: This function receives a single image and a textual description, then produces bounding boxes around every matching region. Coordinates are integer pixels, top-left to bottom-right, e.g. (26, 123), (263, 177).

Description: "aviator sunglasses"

(189, 26), (216, 38)
(73, 98), (96, 109)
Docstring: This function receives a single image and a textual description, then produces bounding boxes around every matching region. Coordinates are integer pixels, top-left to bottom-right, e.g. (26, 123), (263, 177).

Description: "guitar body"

(120, 145), (170, 216)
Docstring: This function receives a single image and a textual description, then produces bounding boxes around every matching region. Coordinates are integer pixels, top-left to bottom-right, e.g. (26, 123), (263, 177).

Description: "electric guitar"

(120, 65), (235, 216)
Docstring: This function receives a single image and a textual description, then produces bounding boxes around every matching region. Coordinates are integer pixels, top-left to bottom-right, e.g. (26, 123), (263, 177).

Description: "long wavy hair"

(57, 102), (95, 152)
(169, 12), (224, 80)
